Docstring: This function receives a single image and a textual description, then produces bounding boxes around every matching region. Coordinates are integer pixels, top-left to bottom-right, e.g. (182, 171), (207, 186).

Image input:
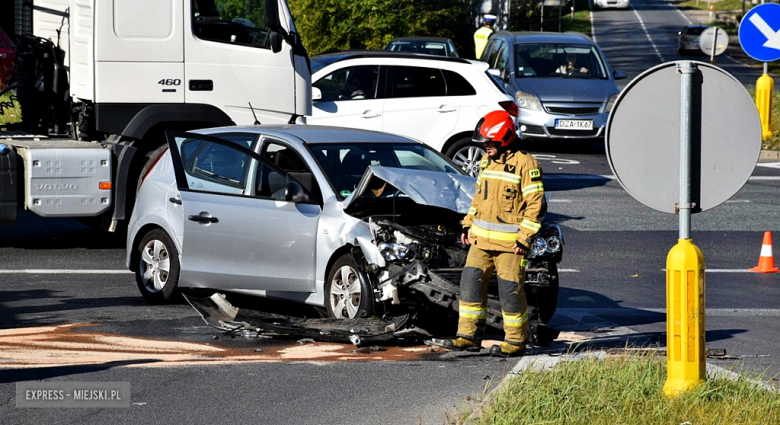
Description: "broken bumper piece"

(183, 292), (429, 346)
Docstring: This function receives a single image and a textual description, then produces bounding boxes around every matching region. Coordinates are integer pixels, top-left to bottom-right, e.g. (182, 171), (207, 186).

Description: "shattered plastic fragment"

(297, 338), (315, 344)
(349, 335), (363, 347)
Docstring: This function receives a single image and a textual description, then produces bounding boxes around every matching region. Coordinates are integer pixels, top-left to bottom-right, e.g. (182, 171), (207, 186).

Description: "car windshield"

(311, 54), (351, 74)
(309, 142), (462, 198)
(514, 43), (608, 79)
(685, 26), (707, 36)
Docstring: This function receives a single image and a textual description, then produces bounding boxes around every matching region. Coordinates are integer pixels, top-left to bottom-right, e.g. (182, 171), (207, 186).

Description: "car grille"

(521, 124), (546, 135)
(546, 106), (601, 115)
(547, 127), (600, 137)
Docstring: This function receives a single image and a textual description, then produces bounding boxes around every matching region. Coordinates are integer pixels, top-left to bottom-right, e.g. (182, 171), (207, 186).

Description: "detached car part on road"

(126, 125), (562, 341)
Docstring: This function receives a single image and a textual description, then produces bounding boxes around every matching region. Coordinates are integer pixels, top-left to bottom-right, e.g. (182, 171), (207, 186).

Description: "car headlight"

(378, 243), (410, 262)
(545, 236), (562, 253)
(530, 237), (547, 257)
(605, 93), (619, 113)
(515, 91), (542, 111)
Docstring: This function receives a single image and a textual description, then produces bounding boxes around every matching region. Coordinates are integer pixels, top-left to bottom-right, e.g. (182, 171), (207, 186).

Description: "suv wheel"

(447, 138), (485, 177)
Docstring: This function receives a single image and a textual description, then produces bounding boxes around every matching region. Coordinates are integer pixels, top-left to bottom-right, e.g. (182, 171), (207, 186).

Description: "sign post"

(606, 61), (761, 398)
(739, 3), (780, 140)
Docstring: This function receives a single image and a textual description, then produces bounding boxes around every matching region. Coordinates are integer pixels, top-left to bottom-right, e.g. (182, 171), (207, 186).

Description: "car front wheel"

(135, 229), (180, 304)
(446, 138), (485, 177)
(325, 254), (374, 319)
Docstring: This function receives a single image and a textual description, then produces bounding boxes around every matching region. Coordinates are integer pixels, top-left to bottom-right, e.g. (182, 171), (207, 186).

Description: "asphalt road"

(2, 2), (780, 423)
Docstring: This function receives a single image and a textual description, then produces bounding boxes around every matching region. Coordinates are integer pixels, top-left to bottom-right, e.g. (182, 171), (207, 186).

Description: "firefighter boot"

(489, 342), (526, 357)
(433, 337), (482, 352)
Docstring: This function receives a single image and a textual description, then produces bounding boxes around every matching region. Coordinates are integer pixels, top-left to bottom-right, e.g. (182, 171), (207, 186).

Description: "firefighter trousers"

(457, 246), (529, 346)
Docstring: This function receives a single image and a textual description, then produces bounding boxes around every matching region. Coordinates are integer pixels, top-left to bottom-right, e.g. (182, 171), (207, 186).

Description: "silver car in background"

(481, 31), (627, 142)
(592, 0), (630, 10)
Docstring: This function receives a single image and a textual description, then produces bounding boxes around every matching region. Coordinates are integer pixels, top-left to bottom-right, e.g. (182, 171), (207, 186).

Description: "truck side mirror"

(264, 0), (281, 30)
(312, 87), (322, 101)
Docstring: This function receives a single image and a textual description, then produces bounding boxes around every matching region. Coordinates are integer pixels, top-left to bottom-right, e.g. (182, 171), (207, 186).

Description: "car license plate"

(555, 119), (593, 130)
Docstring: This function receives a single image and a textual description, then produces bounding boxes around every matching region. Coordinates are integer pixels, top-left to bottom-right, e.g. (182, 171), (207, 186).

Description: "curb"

(760, 150), (780, 161)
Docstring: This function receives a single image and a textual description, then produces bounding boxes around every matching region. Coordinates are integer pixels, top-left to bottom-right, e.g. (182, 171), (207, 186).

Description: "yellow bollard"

(756, 73), (774, 141)
(663, 239), (706, 397)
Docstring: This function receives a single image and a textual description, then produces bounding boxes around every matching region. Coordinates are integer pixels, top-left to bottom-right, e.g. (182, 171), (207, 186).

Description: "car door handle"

(188, 212), (219, 223)
(169, 197), (182, 205)
(361, 111), (381, 118)
(438, 106), (457, 113)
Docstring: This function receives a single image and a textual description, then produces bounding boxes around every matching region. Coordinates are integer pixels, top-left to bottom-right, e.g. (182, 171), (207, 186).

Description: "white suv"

(308, 51), (517, 176)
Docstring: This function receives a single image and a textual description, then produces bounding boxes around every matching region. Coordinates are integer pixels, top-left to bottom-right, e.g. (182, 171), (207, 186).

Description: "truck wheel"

(325, 254), (374, 319)
(135, 228), (180, 303)
(446, 138), (485, 177)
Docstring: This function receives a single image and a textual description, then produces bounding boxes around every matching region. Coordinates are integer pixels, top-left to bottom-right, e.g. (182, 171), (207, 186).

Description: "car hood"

(514, 77), (618, 103)
(343, 166), (476, 214)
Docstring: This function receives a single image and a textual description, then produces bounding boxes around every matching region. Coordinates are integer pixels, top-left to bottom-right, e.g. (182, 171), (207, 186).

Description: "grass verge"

(459, 352), (780, 424)
(0, 89), (23, 126)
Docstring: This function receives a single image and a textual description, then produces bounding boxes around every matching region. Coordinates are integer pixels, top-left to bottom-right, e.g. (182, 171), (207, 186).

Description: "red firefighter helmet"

(471, 110), (517, 147)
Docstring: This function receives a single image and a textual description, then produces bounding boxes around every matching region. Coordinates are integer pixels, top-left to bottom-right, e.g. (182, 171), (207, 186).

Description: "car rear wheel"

(135, 229), (180, 304)
(325, 254), (374, 319)
(446, 138), (485, 177)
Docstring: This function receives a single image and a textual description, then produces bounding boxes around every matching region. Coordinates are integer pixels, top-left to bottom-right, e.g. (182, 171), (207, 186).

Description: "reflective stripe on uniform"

(480, 169), (521, 184)
(520, 219), (541, 232)
(522, 182), (544, 195)
(459, 303), (488, 319)
(472, 224), (519, 242)
(467, 207), (477, 216)
(521, 258), (528, 268)
(473, 219), (519, 233)
(503, 311), (529, 327)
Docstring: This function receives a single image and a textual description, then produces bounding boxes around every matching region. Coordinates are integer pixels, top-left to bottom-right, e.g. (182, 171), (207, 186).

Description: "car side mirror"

(312, 87), (322, 101)
(285, 180), (313, 203)
(613, 70), (627, 80)
(487, 68), (501, 78)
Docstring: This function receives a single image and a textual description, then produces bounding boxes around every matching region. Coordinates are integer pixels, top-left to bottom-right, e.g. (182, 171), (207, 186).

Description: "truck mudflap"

(183, 292), (429, 347)
(0, 144), (18, 223)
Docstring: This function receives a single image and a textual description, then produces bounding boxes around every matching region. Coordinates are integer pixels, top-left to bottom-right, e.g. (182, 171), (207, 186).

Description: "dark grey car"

(481, 31), (627, 142)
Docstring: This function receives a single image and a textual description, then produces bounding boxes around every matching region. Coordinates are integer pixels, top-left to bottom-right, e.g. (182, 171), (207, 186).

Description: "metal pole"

(541, 2), (544, 32)
(679, 61), (694, 239)
(709, 29), (717, 64)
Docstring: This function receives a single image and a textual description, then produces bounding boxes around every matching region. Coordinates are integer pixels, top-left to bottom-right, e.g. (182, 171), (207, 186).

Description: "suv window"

(192, 0), (271, 49)
(442, 70), (476, 96)
(390, 66), (446, 98)
(313, 65), (380, 101)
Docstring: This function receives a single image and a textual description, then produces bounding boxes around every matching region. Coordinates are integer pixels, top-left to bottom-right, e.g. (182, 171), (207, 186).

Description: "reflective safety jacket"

(463, 149), (545, 252)
(474, 27), (494, 59)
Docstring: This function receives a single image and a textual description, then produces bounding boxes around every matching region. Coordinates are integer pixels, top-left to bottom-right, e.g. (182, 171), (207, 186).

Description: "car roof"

(194, 125), (424, 145)
(388, 37), (452, 43)
(311, 50), (471, 65)
(493, 31), (595, 45)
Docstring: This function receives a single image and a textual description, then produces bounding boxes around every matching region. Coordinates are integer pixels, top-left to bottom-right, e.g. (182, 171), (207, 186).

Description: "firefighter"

(437, 110), (545, 357)
(474, 14), (496, 59)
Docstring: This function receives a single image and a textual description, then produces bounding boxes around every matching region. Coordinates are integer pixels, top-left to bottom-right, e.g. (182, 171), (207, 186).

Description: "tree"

(289, 0), (475, 56)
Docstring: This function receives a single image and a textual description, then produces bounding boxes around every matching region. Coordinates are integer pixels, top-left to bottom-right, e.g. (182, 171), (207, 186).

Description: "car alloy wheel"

(326, 254), (374, 319)
(135, 228), (180, 303)
(447, 138), (486, 177)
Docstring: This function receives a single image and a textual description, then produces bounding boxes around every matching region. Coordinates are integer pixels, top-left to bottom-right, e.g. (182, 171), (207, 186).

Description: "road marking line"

(674, 5), (692, 25)
(0, 269), (132, 274)
(545, 174), (780, 181)
(559, 308), (780, 316)
(548, 199), (572, 202)
(631, 5), (664, 62)
(725, 200), (751, 203)
(661, 269), (756, 273)
(558, 269), (579, 273)
(590, 3), (596, 42)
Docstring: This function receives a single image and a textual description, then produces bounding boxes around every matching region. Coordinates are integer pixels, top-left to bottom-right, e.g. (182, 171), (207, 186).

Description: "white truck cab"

(0, 0), (311, 229)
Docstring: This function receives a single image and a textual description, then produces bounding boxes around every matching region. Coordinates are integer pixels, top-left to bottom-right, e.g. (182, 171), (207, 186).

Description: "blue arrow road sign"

(740, 3), (780, 62)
